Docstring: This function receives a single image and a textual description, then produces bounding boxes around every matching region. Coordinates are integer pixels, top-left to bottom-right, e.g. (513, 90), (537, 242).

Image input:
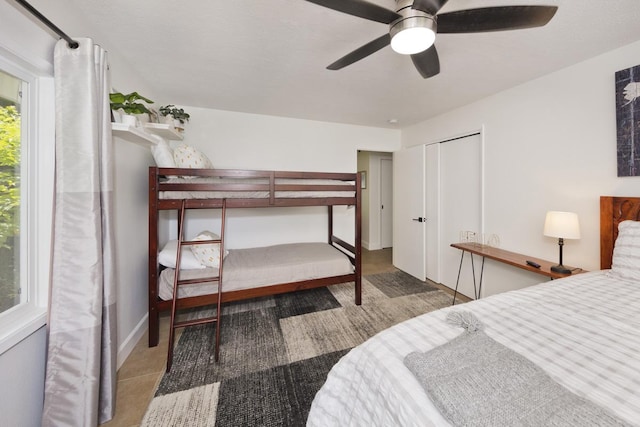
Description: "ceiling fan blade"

(327, 34), (391, 70)
(305, 0), (401, 24)
(412, 0), (449, 15)
(411, 45), (440, 79)
(437, 6), (558, 33)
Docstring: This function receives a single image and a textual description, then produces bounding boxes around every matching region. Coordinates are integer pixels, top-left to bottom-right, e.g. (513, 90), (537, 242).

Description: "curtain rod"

(14, 0), (79, 49)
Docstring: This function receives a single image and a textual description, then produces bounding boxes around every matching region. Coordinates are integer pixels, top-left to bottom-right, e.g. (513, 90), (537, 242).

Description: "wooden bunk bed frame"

(148, 166), (362, 347)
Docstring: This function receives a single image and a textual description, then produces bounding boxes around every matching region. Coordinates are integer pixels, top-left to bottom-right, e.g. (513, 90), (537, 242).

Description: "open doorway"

(357, 150), (393, 251)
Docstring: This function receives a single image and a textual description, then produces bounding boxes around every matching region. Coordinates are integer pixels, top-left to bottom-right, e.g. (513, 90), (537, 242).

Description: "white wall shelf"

(111, 122), (183, 147)
(144, 123), (185, 140)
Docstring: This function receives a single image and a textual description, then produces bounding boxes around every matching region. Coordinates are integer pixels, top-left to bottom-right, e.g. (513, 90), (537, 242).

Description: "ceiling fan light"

(391, 27), (435, 55)
(390, 15), (436, 55)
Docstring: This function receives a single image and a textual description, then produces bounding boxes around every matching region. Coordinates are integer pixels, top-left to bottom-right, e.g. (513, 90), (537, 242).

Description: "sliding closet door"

(438, 134), (482, 298)
(425, 143), (440, 283)
(395, 135), (481, 290)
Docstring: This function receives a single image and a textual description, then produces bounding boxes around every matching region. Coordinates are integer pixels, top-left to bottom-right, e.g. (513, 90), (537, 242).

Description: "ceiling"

(65, 0), (640, 128)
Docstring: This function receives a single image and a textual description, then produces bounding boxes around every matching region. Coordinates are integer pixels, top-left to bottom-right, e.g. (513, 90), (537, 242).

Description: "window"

(0, 70), (23, 316)
(0, 49), (54, 354)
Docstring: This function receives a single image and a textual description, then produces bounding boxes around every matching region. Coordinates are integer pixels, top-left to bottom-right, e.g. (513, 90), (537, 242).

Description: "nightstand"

(450, 242), (584, 304)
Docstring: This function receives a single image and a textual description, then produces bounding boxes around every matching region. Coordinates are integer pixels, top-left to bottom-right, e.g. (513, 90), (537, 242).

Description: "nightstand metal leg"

(452, 250), (486, 305)
(470, 254), (477, 299)
(452, 251), (465, 305)
(477, 257), (485, 299)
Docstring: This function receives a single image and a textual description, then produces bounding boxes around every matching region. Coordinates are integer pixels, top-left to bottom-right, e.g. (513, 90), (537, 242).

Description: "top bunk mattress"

(158, 176), (355, 200)
(158, 242), (355, 300)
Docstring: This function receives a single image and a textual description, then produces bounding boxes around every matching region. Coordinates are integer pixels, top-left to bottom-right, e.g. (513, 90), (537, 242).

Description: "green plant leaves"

(159, 104), (190, 123)
(109, 91), (154, 115)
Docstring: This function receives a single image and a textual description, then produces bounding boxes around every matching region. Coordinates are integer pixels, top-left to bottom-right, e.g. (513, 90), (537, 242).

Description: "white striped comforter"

(307, 271), (640, 426)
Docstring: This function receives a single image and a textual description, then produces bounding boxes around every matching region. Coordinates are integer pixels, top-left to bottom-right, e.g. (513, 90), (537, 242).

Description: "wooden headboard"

(600, 196), (640, 269)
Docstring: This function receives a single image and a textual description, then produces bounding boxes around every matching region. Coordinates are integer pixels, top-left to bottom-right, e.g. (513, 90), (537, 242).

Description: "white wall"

(402, 39), (640, 296)
(0, 327), (46, 427)
(168, 107), (400, 249)
(184, 107), (399, 172)
(111, 141), (156, 364)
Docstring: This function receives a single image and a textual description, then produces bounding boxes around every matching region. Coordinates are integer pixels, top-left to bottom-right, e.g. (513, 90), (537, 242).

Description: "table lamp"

(543, 211), (580, 274)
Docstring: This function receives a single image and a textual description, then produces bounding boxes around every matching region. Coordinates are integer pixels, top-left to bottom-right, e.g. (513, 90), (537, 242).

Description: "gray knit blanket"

(404, 311), (631, 427)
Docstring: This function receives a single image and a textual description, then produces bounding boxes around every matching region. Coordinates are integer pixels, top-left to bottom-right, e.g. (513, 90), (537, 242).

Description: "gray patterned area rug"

(141, 270), (453, 427)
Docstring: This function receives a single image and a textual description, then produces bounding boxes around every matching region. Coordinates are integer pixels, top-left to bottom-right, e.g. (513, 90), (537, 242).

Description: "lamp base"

(551, 265), (572, 275)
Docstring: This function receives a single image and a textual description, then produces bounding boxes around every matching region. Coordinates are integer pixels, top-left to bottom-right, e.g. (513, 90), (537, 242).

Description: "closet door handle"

(412, 217), (425, 222)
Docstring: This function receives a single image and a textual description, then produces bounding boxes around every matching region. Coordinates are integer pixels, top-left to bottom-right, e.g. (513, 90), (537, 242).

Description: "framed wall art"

(615, 64), (640, 176)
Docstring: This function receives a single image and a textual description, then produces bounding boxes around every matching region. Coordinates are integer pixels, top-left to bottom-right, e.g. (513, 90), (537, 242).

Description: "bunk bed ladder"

(166, 199), (227, 371)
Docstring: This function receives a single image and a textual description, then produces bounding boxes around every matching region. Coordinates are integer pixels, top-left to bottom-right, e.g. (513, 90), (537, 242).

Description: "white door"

(393, 145), (426, 280)
(380, 158), (393, 248)
(437, 134), (482, 298)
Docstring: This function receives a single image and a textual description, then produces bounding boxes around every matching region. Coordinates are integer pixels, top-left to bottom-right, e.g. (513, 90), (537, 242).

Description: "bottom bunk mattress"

(158, 242), (354, 300)
(307, 270), (640, 427)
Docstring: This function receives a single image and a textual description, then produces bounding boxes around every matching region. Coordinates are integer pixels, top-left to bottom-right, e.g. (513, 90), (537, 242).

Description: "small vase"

(111, 109), (121, 123)
(137, 113), (150, 125)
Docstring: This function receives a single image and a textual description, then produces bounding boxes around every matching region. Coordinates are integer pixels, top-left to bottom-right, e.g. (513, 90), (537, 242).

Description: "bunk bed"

(147, 166), (362, 348)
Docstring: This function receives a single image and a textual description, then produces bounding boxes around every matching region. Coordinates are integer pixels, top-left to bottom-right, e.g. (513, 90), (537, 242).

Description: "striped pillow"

(610, 220), (640, 281)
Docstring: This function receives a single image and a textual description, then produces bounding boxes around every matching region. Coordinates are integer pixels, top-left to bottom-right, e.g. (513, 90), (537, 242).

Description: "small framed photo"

(359, 171), (367, 189)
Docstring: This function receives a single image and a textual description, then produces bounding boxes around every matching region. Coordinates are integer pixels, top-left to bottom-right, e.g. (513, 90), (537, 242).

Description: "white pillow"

(610, 220), (640, 281)
(190, 230), (228, 268)
(150, 139), (176, 168)
(173, 143), (213, 169)
(158, 240), (205, 270)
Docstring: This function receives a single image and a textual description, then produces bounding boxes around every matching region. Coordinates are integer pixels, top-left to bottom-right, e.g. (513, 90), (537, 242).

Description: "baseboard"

(117, 313), (148, 370)
(364, 240), (384, 251)
(362, 239), (370, 250)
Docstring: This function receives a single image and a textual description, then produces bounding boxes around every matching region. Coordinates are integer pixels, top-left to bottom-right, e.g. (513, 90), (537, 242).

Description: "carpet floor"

(141, 270), (453, 427)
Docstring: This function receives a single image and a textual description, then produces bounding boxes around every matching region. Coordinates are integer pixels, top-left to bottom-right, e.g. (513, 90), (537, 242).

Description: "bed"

(148, 166), (362, 347)
(307, 196), (640, 427)
(157, 242), (355, 300)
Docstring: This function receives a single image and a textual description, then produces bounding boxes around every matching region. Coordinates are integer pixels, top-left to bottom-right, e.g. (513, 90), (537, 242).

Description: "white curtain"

(42, 38), (117, 426)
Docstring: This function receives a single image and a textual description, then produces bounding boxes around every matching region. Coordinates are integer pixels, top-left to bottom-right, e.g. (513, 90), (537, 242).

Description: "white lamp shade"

(543, 211), (581, 239)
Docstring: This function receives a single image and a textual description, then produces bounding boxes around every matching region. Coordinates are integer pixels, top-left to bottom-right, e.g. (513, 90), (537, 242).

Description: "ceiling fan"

(305, 0), (558, 78)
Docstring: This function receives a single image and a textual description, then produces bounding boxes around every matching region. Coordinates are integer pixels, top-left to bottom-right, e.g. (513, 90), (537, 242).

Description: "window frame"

(0, 47), (54, 355)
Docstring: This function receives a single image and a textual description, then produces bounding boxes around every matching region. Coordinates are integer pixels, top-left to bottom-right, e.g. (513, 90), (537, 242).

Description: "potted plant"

(159, 105), (190, 131)
(109, 91), (154, 127)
